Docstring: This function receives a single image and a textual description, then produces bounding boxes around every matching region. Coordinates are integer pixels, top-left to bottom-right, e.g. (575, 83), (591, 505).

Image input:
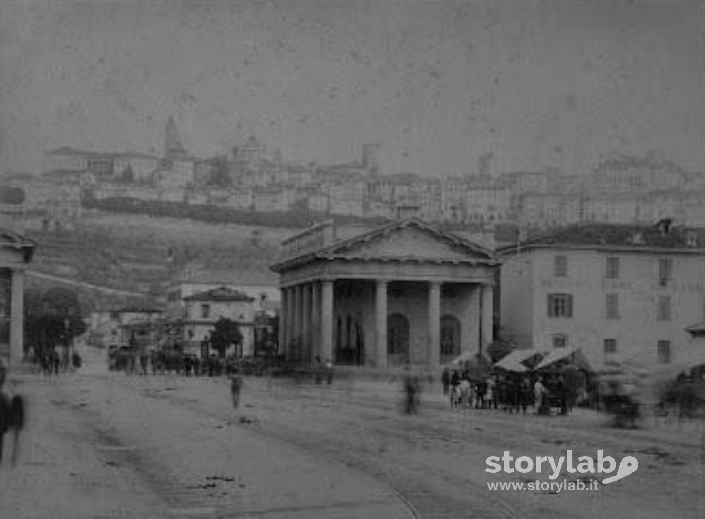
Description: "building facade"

(0, 229), (35, 367)
(181, 287), (256, 356)
(271, 218), (499, 368)
(499, 222), (705, 369)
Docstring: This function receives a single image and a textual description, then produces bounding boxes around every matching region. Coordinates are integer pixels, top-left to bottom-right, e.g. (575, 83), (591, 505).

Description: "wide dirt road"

(3, 365), (703, 519)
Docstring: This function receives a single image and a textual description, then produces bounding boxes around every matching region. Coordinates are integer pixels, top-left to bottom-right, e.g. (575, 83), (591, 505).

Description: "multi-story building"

(44, 147), (159, 181)
(465, 184), (511, 224)
(518, 192), (582, 228)
(166, 267), (280, 319)
(181, 286), (256, 356)
(588, 153), (687, 195)
(440, 177), (468, 223)
(228, 188), (254, 210)
(498, 221), (705, 370)
(113, 307), (164, 350)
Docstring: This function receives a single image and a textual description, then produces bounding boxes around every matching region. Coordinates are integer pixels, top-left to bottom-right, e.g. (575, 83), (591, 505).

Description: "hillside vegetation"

(25, 210), (296, 310)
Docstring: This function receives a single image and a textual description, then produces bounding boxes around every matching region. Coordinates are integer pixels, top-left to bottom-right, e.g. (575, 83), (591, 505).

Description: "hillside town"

(2, 115), (705, 235)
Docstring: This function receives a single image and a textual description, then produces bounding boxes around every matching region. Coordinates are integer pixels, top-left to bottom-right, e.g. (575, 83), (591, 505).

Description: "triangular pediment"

(323, 220), (495, 263)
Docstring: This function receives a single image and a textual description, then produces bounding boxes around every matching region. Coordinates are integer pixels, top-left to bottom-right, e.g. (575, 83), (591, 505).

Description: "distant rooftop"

(498, 221), (705, 254)
(176, 266), (278, 286)
(184, 286), (255, 302)
(46, 146), (159, 160)
(116, 307), (163, 314)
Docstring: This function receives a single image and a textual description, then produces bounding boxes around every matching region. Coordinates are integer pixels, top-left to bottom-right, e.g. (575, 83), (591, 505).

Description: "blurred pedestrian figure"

(72, 351), (82, 370)
(449, 370), (460, 407)
(324, 358), (334, 385)
(534, 376), (547, 414)
(486, 375), (497, 410)
(556, 374), (568, 415)
(0, 363), (25, 467)
(314, 356), (323, 384)
(520, 376), (532, 414)
(475, 379), (486, 409)
(0, 363), (8, 464)
(139, 352), (148, 375)
(403, 367), (420, 414)
(52, 349), (60, 375)
(229, 371), (243, 409)
(8, 393), (24, 466)
(441, 368), (450, 396)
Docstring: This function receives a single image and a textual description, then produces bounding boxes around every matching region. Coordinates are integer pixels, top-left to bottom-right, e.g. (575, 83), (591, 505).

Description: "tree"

(24, 287), (87, 357)
(209, 317), (242, 358)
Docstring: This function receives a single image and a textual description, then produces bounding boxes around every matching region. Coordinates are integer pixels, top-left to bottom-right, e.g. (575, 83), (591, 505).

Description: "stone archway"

(387, 313), (410, 365)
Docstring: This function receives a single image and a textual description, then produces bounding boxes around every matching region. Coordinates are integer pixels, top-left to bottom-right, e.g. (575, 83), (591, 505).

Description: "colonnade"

(278, 278), (494, 367)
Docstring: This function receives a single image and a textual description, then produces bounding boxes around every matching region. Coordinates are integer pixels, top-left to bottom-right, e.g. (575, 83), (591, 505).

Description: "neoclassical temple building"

(271, 218), (499, 368)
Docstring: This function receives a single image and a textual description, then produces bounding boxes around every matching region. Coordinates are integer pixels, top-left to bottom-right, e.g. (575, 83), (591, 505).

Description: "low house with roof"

(498, 220), (705, 370)
(271, 218), (499, 368)
(181, 287), (257, 356)
(114, 307), (163, 351)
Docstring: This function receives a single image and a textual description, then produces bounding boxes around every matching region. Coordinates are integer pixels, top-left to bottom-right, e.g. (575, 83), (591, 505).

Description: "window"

(552, 335), (567, 348)
(657, 295), (671, 321)
(604, 339), (617, 356)
(440, 315), (461, 356)
(547, 294), (573, 318)
(554, 255), (567, 277)
(657, 340), (671, 364)
(606, 257), (620, 279)
(200, 304), (211, 319)
(606, 293), (620, 319)
(658, 258), (673, 283)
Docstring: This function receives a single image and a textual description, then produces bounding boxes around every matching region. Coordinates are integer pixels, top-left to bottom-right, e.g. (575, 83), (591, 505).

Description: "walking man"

(229, 371), (243, 409)
(441, 368), (450, 397)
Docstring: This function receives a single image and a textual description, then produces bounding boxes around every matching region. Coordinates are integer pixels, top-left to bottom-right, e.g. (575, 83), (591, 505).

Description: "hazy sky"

(1, 0), (703, 176)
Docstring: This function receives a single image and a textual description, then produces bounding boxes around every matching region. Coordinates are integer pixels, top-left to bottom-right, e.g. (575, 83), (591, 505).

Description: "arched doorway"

(387, 313), (410, 365)
(440, 314), (461, 365)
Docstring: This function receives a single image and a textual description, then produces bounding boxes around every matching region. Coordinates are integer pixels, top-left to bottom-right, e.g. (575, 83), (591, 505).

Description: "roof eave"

(498, 242), (705, 257)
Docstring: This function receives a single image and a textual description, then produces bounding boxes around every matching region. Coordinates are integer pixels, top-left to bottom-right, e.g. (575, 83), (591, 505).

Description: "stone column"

(481, 284), (494, 354)
(464, 285), (479, 355)
(428, 281), (441, 367)
(375, 280), (388, 369)
(286, 286), (295, 359)
(294, 285), (304, 360)
(311, 282), (321, 361)
(10, 268), (25, 367)
(320, 280), (334, 362)
(279, 287), (287, 358)
(302, 283), (312, 363)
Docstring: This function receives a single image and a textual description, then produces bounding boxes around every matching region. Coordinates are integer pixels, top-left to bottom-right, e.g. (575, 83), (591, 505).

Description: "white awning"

(494, 349), (547, 372)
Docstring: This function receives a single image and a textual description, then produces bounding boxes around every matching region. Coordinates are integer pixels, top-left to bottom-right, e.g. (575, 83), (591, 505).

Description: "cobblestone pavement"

(2, 357), (704, 519)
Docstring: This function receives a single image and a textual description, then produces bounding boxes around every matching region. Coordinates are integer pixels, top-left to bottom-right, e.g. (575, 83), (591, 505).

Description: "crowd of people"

(441, 368), (583, 415)
(26, 346), (81, 376)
